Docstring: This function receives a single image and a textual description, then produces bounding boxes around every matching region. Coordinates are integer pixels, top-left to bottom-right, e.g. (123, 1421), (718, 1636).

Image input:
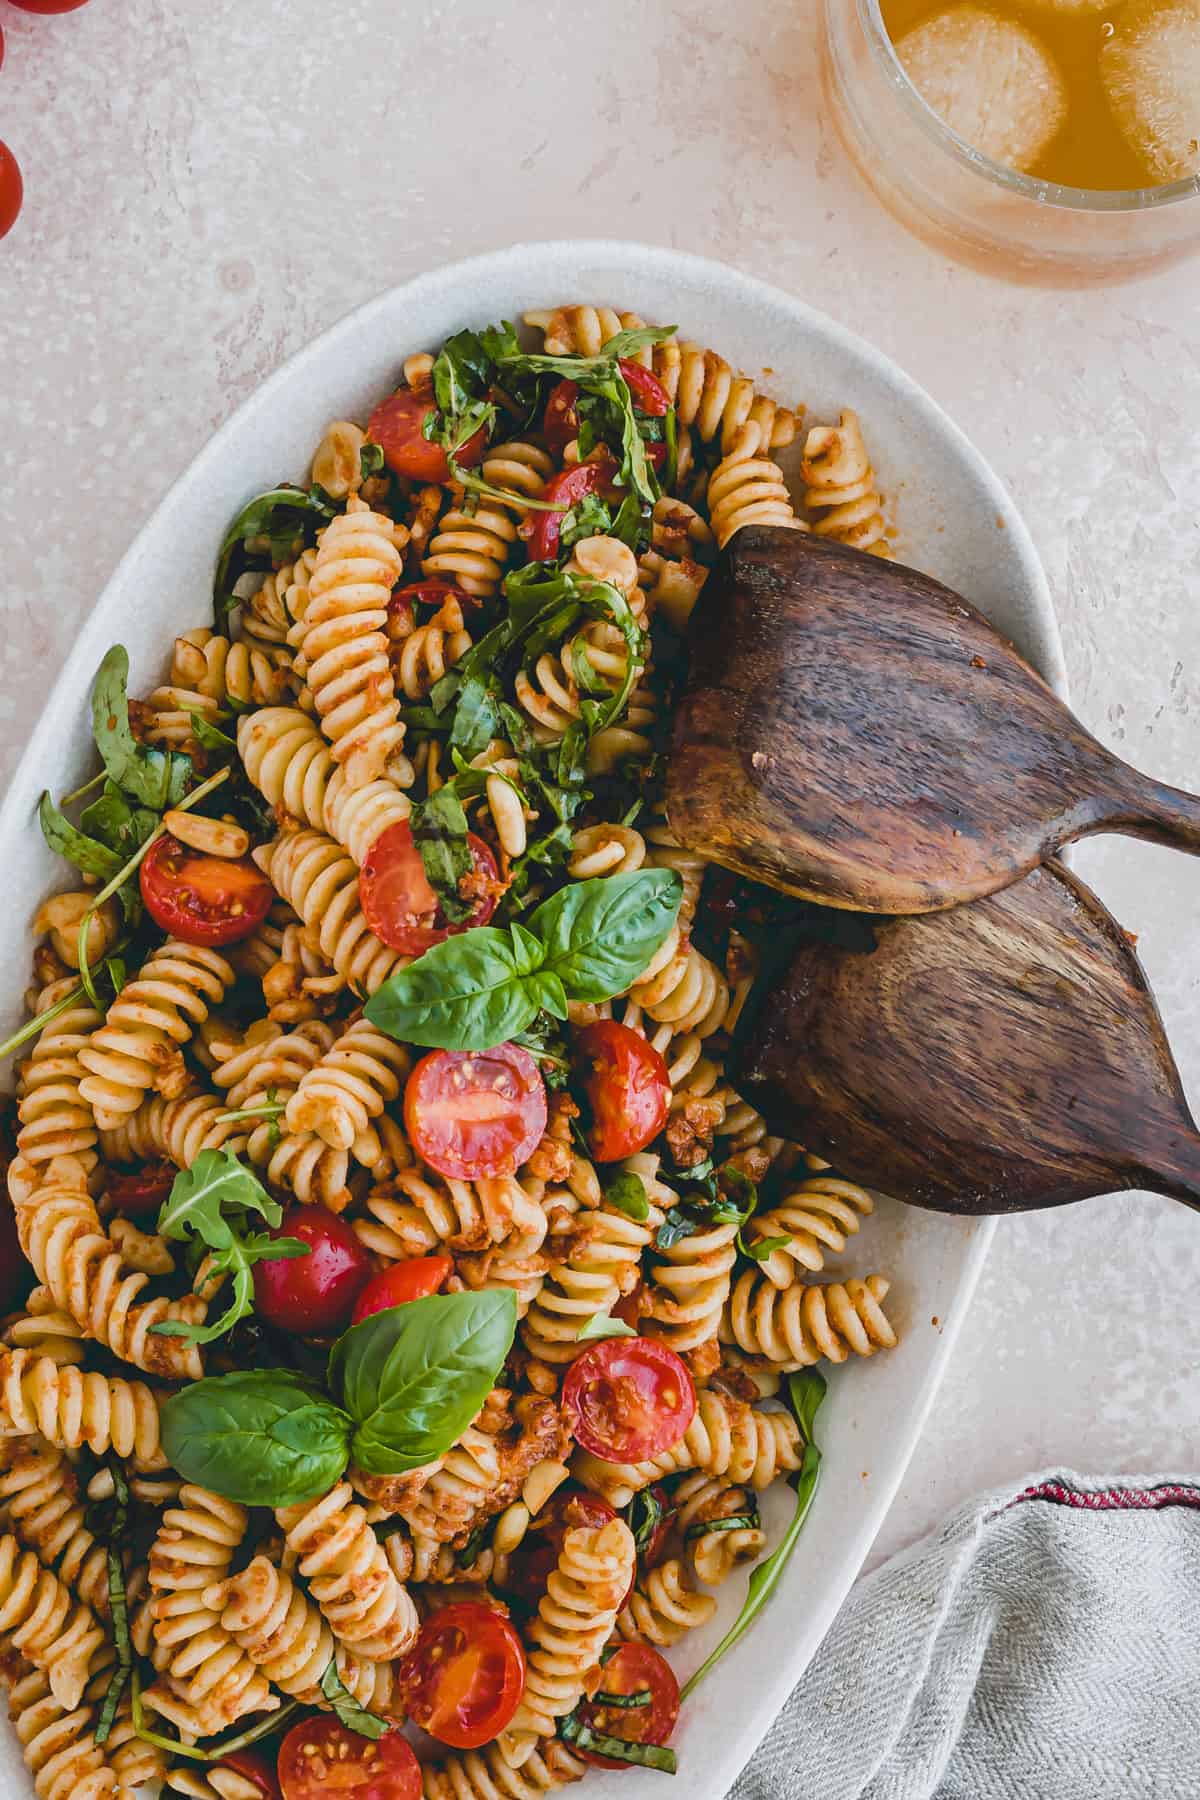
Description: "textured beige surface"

(0, 0), (1198, 1574)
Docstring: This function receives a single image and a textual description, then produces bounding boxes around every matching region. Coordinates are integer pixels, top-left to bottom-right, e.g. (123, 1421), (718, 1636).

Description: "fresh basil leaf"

(680, 1369), (827, 1700)
(604, 1171), (650, 1222)
(360, 441), (386, 481)
(655, 1206), (701, 1251)
(319, 1658), (388, 1740)
(577, 1312), (638, 1342)
(214, 486), (335, 632)
(364, 926), (541, 1052)
(448, 672), (504, 760)
(529, 869), (682, 1004)
(411, 785), (475, 926)
(160, 1370), (352, 1506)
(684, 1512), (760, 1540)
(625, 1486), (665, 1554)
(512, 1013), (572, 1088)
(560, 492), (614, 551)
(739, 1231), (792, 1262)
(91, 646), (192, 809)
(559, 1711), (677, 1773)
(38, 791), (122, 884)
(329, 1289), (517, 1476)
(592, 1687), (653, 1709)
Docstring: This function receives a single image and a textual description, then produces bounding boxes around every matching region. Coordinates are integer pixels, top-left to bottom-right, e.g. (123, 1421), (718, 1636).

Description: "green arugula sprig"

(124, 1665), (300, 1764)
(151, 1150), (309, 1347)
(364, 868), (682, 1052)
(320, 1658), (388, 1740)
(680, 1369), (827, 1700)
(0, 952), (127, 1064)
(213, 484), (336, 632)
(160, 1288), (518, 1507)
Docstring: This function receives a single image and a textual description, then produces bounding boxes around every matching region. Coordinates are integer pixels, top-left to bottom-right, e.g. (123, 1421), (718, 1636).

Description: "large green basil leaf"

(329, 1289), (517, 1476)
(91, 645), (192, 809)
(529, 869), (683, 1003)
(363, 925), (543, 1051)
(160, 1370), (351, 1506)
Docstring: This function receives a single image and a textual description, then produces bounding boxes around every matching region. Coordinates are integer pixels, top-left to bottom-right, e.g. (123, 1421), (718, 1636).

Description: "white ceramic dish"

(0, 241), (1064, 1798)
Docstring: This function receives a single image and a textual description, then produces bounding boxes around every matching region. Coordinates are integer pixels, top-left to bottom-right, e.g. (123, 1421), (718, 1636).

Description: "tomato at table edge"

(251, 1207), (371, 1336)
(521, 451), (619, 562)
(576, 1641), (681, 1771)
(366, 387), (487, 484)
(563, 1336), (696, 1464)
(106, 1159), (177, 1218)
(404, 1043), (547, 1181)
(0, 142), (23, 243)
(351, 1253), (453, 1324)
(277, 1714), (420, 1800)
(397, 1599), (526, 1749)
(358, 819), (500, 956)
(575, 1019), (671, 1162)
(218, 1747), (282, 1800)
(139, 833), (274, 947)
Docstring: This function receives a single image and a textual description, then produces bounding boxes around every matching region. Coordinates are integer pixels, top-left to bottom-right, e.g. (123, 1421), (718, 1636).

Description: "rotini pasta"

(77, 939), (234, 1129)
(743, 1174), (876, 1286)
(0, 1348), (165, 1469)
(276, 1481), (419, 1660)
(0, 1531), (107, 1710)
(722, 1271), (898, 1369)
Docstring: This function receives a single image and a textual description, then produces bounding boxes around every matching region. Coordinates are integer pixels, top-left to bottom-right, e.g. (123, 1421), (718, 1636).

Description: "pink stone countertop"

(1, 0), (1198, 1576)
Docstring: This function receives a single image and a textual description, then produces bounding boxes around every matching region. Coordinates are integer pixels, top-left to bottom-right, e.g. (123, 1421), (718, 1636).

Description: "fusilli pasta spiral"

(722, 1272), (898, 1370)
(276, 1481), (419, 1660)
(0, 1348), (165, 1470)
(77, 940), (234, 1130)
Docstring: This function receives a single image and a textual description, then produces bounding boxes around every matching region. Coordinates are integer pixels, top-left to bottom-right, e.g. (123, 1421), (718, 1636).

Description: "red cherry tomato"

(139, 834), (274, 948)
(351, 1255), (452, 1325)
(9, 0), (92, 10)
(219, 1749), (281, 1800)
(106, 1161), (176, 1219)
(0, 143), (23, 242)
(523, 453), (618, 563)
(502, 1488), (621, 1607)
(366, 389), (486, 484)
(405, 1045), (547, 1181)
(359, 821), (500, 957)
(618, 359), (671, 416)
(563, 1337), (696, 1464)
(576, 1641), (680, 1770)
(0, 1194), (24, 1314)
(636, 1482), (677, 1572)
(278, 1717), (419, 1800)
(0, 27), (5, 72)
(251, 1208), (370, 1337)
(392, 579), (475, 614)
(542, 379), (580, 454)
(575, 1020), (670, 1162)
(645, 441), (669, 472)
(397, 1601), (525, 1749)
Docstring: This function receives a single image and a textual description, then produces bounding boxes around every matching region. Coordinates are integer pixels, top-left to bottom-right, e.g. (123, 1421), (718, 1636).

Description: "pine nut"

(164, 811), (250, 859)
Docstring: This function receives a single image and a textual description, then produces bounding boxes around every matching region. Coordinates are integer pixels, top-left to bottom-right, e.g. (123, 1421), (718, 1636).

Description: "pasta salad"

(0, 303), (899, 1800)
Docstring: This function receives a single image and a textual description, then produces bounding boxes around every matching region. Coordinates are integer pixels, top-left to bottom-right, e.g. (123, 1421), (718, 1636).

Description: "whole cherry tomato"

(542, 379), (580, 454)
(359, 821), (500, 957)
(563, 1336), (696, 1464)
(366, 389), (486, 484)
(396, 1600), (525, 1749)
(106, 1161), (176, 1219)
(575, 1020), (670, 1161)
(351, 1255), (452, 1324)
(405, 1044), (547, 1181)
(0, 143), (23, 242)
(523, 452), (618, 562)
(576, 1641), (680, 1770)
(251, 1208), (370, 1336)
(139, 834), (274, 948)
(278, 1717), (419, 1800)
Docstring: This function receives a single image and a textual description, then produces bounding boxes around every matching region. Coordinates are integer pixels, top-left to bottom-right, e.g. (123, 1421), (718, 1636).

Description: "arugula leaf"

(512, 1011), (572, 1088)
(739, 1230), (793, 1262)
(152, 1150), (309, 1346)
(189, 712), (238, 752)
(411, 785), (475, 926)
(529, 868), (682, 1005)
(214, 485), (336, 632)
(91, 646), (192, 809)
(328, 1289), (517, 1477)
(160, 1370), (353, 1507)
(679, 1369), (827, 1700)
(560, 492), (614, 550)
(577, 1312), (638, 1342)
(80, 781), (160, 861)
(603, 1171), (650, 1222)
(656, 1206), (702, 1251)
(38, 791), (123, 884)
(319, 1659), (388, 1740)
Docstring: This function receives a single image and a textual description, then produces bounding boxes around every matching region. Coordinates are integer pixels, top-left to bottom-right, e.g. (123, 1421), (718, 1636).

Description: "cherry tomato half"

(279, 1717), (419, 1800)
(522, 453), (618, 563)
(351, 1255), (452, 1325)
(139, 834), (274, 948)
(405, 1044), (547, 1181)
(563, 1337), (696, 1464)
(576, 1641), (680, 1771)
(542, 379), (580, 455)
(502, 1488), (622, 1608)
(366, 389), (487, 484)
(252, 1208), (370, 1336)
(9, 0), (92, 10)
(106, 1160), (176, 1219)
(397, 1600), (525, 1749)
(359, 820), (500, 957)
(618, 359), (671, 416)
(575, 1020), (670, 1162)
(636, 1482), (677, 1573)
(219, 1749), (282, 1800)
(0, 143), (23, 243)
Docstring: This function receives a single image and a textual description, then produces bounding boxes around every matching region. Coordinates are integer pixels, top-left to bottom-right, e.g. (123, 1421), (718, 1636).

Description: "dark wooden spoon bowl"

(667, 527), (1200, 914)
(734, 861), (1200, 1216)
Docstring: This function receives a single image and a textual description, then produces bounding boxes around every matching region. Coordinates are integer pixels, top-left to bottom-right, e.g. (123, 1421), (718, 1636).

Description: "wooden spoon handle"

(1143, 1130), (1200, 1214)
(1113, 767), (1200, 857)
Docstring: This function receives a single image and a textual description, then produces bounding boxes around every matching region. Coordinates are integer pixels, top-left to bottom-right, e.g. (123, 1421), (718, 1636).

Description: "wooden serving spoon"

(666, 526), (1200, 914)
(733, 861), (1200, 1215)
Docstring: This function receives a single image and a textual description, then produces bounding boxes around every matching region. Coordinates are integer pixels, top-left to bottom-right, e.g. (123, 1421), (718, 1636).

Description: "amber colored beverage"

(878, 0), (1200, 191)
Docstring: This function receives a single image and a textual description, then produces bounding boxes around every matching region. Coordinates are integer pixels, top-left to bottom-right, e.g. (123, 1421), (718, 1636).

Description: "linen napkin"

(730, 1470), (1200, 1800)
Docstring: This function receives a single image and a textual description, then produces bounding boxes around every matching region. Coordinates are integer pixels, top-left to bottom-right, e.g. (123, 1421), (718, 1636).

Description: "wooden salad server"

(733, 861), (1200, 1216)
(666, 526), (1200, 914)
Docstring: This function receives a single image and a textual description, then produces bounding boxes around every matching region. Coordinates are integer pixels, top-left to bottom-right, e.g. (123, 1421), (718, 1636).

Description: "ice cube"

(896, 4), (1068, 173)
(1101, 0), (1200, 182)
